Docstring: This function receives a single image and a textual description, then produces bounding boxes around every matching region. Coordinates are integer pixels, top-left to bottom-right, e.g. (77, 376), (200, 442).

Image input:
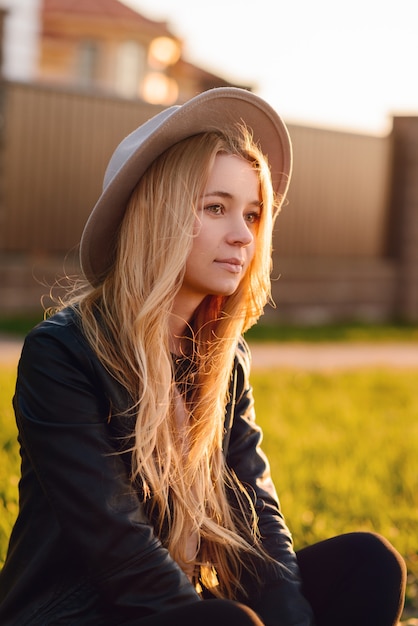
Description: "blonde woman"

(0, 89), (405, 625)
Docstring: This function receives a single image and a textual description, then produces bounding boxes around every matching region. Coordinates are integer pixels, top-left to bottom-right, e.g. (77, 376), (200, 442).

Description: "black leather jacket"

(0, 308), (314, 625)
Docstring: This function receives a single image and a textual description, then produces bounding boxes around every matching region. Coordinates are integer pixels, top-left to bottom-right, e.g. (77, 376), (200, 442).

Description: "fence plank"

(1, 81), (390, 260)
(1, 81), (163, 252)
(276, 124), (391, 258)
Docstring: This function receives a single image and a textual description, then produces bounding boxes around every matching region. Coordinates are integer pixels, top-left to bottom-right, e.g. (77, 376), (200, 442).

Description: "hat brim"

(80, 87), (292, 286)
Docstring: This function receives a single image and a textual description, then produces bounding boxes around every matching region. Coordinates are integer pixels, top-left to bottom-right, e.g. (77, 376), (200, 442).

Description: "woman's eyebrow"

(202, 190), (262, 206)
(202, 190), (232, 198)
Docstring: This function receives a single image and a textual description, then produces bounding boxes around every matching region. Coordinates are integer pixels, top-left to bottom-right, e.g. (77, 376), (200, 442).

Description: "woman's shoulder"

(36, 306), (79, 330)
(22, 306), (93, 364)
(26, 305), (81, 340)
(19, 306), (133, 417)
(236, 335), (252, 372)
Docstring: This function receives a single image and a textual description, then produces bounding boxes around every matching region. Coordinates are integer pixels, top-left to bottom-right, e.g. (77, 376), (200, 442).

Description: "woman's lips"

(214, 258), (244, 273)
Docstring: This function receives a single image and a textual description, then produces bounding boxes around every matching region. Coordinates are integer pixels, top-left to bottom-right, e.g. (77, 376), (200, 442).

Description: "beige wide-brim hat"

(80, 87), (292, 286)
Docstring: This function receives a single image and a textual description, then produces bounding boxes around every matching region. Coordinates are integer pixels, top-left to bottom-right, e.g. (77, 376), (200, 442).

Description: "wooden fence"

(278, 124), (391, 258)
(0, 81), (164, 253)
(0, 80), (391, 258)
(2, 80), (416, 322)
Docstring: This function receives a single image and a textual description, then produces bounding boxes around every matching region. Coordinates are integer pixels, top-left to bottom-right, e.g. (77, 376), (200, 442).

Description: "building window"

(77, 40), (99, 87)
(115, 40), (146, 98)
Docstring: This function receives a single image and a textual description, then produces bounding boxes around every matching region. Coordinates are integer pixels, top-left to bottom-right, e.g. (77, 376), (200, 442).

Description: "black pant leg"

(134, 599), (264, 626)
(296, 532), (406, 626)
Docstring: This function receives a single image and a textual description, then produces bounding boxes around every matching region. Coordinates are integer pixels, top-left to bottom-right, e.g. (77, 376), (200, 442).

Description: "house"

(0, 0), (42, 81)
(0, 0), (248, 105)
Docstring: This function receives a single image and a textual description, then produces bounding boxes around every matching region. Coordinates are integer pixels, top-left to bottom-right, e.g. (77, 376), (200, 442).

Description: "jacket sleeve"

(14, 318), (200, 617)
(226, 339), (315, 626)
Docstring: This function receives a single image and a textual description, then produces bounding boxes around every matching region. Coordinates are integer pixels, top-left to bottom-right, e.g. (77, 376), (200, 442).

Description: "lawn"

(252, 366), (418, 617)
(1, 361), (417, 617)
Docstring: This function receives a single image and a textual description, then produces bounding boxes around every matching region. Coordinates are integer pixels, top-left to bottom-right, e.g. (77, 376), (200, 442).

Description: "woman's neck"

(168, 312), (191, 356)
(169, 294), (203, 355)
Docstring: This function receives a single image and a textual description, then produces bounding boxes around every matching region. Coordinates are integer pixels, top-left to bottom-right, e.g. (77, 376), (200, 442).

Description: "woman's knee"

(138, 599), (264, 626)
(296, 531), (406, 625)
(297, 530), (407, 596)
(349, 531), (406, 583)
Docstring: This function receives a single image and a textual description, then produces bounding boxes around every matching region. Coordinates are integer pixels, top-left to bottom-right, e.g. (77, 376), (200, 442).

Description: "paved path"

(0, 337), (24, 365)
(2, 336), (418, 370)
(249, 341), (418, 370)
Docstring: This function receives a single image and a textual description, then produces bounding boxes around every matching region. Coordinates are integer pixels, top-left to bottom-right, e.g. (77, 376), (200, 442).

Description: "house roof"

(42, 0), (173, 36)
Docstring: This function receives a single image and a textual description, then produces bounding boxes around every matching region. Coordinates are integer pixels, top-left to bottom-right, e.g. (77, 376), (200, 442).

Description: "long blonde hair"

(69, 126), (282, 597)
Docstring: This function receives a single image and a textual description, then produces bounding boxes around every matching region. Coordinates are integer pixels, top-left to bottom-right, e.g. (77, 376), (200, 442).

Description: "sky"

(121, 0), (418, 135)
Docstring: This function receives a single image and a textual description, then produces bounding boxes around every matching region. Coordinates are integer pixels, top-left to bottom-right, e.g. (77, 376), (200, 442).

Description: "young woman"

(0, 88), (406, 625)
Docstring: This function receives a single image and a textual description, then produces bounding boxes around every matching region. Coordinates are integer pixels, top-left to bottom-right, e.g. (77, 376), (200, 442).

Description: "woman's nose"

(226, 217), (254, 246)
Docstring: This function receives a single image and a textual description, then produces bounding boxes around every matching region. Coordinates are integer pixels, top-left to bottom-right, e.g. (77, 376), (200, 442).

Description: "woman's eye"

(205, 204), (224, 215)
(246, 211), (261, 224)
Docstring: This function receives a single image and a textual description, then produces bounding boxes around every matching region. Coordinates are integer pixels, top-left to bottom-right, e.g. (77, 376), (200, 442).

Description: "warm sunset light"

(142, 72), (179, 104)
(121, 0), (418, 135)
(148, 36), (181, 68)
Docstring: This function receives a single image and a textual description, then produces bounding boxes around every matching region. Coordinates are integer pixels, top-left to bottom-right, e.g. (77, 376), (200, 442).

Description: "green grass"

(245, 321), (418, 343)
(0, 313), (44, 337)
(0, 367), (20, 554)
(1, 363), (417, 616)
(253, 367), (418, 615)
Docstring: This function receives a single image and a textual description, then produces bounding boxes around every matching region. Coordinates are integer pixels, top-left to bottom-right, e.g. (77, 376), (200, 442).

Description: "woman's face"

(175, 153), (261, 314)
